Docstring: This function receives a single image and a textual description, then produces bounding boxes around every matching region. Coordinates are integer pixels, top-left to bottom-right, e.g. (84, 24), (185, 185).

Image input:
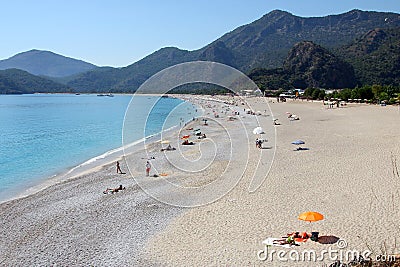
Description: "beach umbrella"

(292, 140), (306, 151)
(253, 127), (264, 135)
(298, 211), (324, 222)
(291, 140), (305, 145)
(298, 211), (324, 234)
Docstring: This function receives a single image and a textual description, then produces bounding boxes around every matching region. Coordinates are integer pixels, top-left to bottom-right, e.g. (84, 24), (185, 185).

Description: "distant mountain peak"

(26, 49), (41, 53)
(257, 9), (295, 21)
(14, 49), (56, 57)
(267, 9), (293, 15)
(0, 50), (97, 77)
(349, 9), (363, 13)
(158, 46), (184, 52)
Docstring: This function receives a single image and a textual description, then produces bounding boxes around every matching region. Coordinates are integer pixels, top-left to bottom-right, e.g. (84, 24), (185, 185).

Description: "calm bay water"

(0, 94), (198, 201)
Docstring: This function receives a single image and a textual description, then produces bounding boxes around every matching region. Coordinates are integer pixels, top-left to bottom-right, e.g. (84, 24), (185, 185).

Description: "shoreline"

(0, 94), (266, 265)
(0, 95), (201, 205)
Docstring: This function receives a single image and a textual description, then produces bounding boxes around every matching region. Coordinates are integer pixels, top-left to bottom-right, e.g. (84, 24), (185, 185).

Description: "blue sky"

(1, 0), (399, 67)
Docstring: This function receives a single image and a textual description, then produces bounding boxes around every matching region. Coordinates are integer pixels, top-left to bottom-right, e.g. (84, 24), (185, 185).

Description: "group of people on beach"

(105, 101), (216, 193)
(104, 159), (154, 194)
(102, 161), (127, 194)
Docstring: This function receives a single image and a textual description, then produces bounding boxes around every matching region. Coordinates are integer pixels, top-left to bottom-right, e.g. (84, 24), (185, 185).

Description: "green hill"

(337, 27), (400, 86)
(249, 41), (356, 90)
(0, 69), (72, 94)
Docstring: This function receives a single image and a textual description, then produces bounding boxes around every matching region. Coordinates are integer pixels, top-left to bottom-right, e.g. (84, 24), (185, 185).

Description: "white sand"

(143, 98), (400, 266)
(1, 96), (399, 266)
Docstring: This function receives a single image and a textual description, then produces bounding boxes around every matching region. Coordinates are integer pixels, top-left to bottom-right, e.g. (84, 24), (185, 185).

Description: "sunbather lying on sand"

(273, 235), (297, 246)
(161, 144), (176, 151)
(182, 140), (194, 145)
(285, 232), (310, 239)
(141, 156), (155, 160)
(198, 133), (207, 139)
(103, 184), (126, 194)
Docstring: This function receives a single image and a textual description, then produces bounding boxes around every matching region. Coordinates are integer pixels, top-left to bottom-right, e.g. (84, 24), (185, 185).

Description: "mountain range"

(1, 9), (400, 94)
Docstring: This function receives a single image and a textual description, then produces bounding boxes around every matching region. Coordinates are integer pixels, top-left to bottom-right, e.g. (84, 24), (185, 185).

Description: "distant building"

(294, 89), (305, 95)
(324, 89), (339, 94)
(279, 93), (294, 98)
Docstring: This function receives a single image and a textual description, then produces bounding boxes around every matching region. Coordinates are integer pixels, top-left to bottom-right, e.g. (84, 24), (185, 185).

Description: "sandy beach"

(1, 95), (400, 266)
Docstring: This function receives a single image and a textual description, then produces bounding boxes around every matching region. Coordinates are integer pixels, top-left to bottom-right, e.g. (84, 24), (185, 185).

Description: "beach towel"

(262, 238), (298, 248)
(294, 237), (308, 242)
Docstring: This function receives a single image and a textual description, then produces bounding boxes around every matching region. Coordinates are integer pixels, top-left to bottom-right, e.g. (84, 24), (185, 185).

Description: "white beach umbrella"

(253, 127), (264, 135)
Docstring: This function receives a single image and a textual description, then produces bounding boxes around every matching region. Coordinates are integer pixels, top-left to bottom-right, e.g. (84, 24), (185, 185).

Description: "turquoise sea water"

(0, 94), (199, 201)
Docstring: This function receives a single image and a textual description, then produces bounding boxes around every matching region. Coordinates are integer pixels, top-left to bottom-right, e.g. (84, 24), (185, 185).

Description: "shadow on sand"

(317, 235), (340, 244)
(294, 147), (310, 151)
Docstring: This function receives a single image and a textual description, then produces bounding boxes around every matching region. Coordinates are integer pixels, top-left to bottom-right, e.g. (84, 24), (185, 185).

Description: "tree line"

(303, 85), (400, 104)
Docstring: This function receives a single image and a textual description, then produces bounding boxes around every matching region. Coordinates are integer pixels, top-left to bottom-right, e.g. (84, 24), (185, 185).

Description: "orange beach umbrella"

(298, 211), (324, 222)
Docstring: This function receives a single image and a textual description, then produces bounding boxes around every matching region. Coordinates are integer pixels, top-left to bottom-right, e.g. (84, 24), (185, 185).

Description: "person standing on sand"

(116, 161), (123, 174)
(256, 138), (260, 148)
(146, 161), (151, 176)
